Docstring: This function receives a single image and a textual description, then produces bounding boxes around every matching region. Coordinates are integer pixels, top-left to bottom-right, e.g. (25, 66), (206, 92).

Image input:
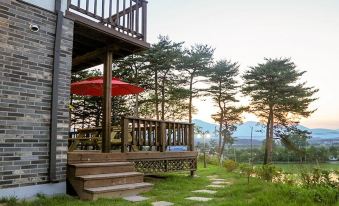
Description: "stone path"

(152, 201), (174, 206)
(211, 181), (230, 185)
(192, 189), (217, 194)
(185, 197), (213, 202)
(206, 184), (224, 188)
(123, 175), (231, 204)
(123, 195), (175, 205)
(123, 195), (149, 202)
(185, 175), (232, 202)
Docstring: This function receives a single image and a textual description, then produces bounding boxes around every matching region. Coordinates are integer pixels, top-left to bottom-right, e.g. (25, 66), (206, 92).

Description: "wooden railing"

(121, 117), (195, 153)
(67, 0), (147, 41)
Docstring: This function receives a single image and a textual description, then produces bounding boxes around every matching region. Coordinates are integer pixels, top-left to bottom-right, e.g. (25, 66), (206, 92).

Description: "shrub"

(223, 159), (238, 172)
(208, 155), (220, 166)
(255, 164), (282, 182)
(197, 154), (220, 166)
(0, 197), (18, 206)
(300, 167), (338, 188)
(239, 163), (254, 184)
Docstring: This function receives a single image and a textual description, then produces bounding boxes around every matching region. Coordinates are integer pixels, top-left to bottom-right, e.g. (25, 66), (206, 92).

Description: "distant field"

(257, 162), (339, 173)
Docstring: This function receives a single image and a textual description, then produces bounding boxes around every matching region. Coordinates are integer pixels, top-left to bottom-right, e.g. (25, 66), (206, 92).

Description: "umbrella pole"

(102, 50), (113, 153)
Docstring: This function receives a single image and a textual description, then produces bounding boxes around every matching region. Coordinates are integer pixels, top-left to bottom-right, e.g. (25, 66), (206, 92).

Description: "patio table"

(68, 126), (132, 151)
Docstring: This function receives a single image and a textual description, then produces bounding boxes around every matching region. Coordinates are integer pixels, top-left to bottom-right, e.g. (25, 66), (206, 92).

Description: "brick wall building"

(0, 0), (73, 198)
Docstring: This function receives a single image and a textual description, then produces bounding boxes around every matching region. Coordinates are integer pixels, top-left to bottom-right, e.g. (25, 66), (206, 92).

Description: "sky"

(146, 0), (339, 129)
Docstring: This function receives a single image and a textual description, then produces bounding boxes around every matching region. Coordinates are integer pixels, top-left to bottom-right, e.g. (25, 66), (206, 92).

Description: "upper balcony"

(65, 0), (150, 72)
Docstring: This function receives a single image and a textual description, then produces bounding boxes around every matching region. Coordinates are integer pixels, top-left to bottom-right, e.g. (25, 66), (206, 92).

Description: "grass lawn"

(271, 163), (339, 173)
(2, 163), (338, 206)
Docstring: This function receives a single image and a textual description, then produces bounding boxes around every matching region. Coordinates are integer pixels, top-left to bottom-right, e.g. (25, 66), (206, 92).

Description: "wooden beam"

(72, 47), (106, 68)
(65, 11), (150, 49)
(102, 50), (113, 153)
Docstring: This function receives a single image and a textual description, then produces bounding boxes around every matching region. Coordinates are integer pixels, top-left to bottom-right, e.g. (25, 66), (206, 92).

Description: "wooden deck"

(67, 151), (197, 200)
(68, 117), (197, 174)
(66, 0), (149, 72)
(68, 151), (198, 174)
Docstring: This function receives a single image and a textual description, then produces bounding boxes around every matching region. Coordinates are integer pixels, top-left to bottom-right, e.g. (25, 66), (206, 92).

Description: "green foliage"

(0, 196), (17, 206)
(223, 159), (238, 172)
(239, 163), (255, 184)
(300, 168), (338, 188)
(255, 164), (282, 182)
(5, 165), (339, 206)
(207, 60), (246, 159)
(242, 58), (318, 164)
(180, 44), (214, 122)
(239, 163), (254, 176)
(197, 154), (219, 166)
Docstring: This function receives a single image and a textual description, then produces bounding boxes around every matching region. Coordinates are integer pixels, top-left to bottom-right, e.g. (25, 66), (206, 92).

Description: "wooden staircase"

(67, 162), (153, 200)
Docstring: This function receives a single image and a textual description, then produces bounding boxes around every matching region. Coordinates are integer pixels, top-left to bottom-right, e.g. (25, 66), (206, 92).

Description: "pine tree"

(208, 60), (246, 160)
(180, 44), (214, 123)
(242, 58), (318, 164)
(143, 36), (186, 120)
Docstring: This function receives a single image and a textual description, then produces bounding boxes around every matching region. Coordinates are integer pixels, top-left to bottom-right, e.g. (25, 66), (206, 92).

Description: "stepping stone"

(123, 195), (149, 202)
(211, 181), (230, 185)
(210, 178), (226, 181)
(185, 197), (212, 202)
(207, 175), (218, 179)
(192, 189), (217, 194)
(207, 184), (225, 188)
(152, 201), (174, 206)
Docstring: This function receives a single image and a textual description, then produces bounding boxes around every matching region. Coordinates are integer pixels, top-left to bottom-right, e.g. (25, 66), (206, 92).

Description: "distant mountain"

(192, 119), (217, 134)
(193, 119), (339, 140)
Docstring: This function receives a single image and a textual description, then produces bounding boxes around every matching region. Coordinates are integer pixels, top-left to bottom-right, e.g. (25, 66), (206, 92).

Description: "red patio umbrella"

(71, 76), (144, 96)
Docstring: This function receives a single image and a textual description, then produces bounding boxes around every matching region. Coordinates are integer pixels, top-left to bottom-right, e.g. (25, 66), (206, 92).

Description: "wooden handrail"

(67, 0), (147, 41)
(121, 117), (195, 153)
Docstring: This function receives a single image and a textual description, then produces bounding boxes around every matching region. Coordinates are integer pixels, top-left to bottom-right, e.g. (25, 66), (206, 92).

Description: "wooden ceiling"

(67, 12), (150, 72)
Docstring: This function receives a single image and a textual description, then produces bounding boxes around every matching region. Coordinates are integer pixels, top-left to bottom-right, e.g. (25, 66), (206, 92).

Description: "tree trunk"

(188, 75), (194, 123)
(161, 78), (165, 120)
(218, 120), (222, 156)
(217, 82), (223, 158)
(263, 116), (271, 165)
(155, 70), (159, 120)
(264, 108), (274, 164)
(268, 108), (274, 163)
(219, 134), (227, 161)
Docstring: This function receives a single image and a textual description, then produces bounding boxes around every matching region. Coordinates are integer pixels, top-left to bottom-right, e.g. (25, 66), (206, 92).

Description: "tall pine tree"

(242, 58), (318, 164)
(208, 60), (246, 160)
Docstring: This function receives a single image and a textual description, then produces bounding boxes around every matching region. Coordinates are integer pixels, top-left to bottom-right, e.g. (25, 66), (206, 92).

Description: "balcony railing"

(67, 0), (147, 41)
(121, 117), (195, 153)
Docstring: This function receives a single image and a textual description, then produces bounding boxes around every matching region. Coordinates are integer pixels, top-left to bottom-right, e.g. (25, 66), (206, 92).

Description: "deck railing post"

(159, 122), (166, 152)
(121, 117), (129, 153)
(188, 124), (194, 151)
(141, 0), (147, 41)
(67, 0), (71, 10)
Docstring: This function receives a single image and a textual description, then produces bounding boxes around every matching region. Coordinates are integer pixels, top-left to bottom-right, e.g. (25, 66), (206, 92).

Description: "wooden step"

(69, 162), (135, 176)
(85, 182), (153, 200)
(78, 172), (144, 188)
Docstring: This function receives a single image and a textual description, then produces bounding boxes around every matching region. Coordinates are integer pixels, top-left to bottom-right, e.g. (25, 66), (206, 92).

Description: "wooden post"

(102, 50), (113, 153)
(121, 117), (129, 153)
(159, 122), (166, 152)
(188, 124), (194, 151)
(141, 0), (147, 41)
(189, 123), (196, 176)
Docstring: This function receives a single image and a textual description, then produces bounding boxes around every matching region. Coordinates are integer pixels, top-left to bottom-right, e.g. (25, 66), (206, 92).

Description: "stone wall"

(0, 0), (73, 189)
